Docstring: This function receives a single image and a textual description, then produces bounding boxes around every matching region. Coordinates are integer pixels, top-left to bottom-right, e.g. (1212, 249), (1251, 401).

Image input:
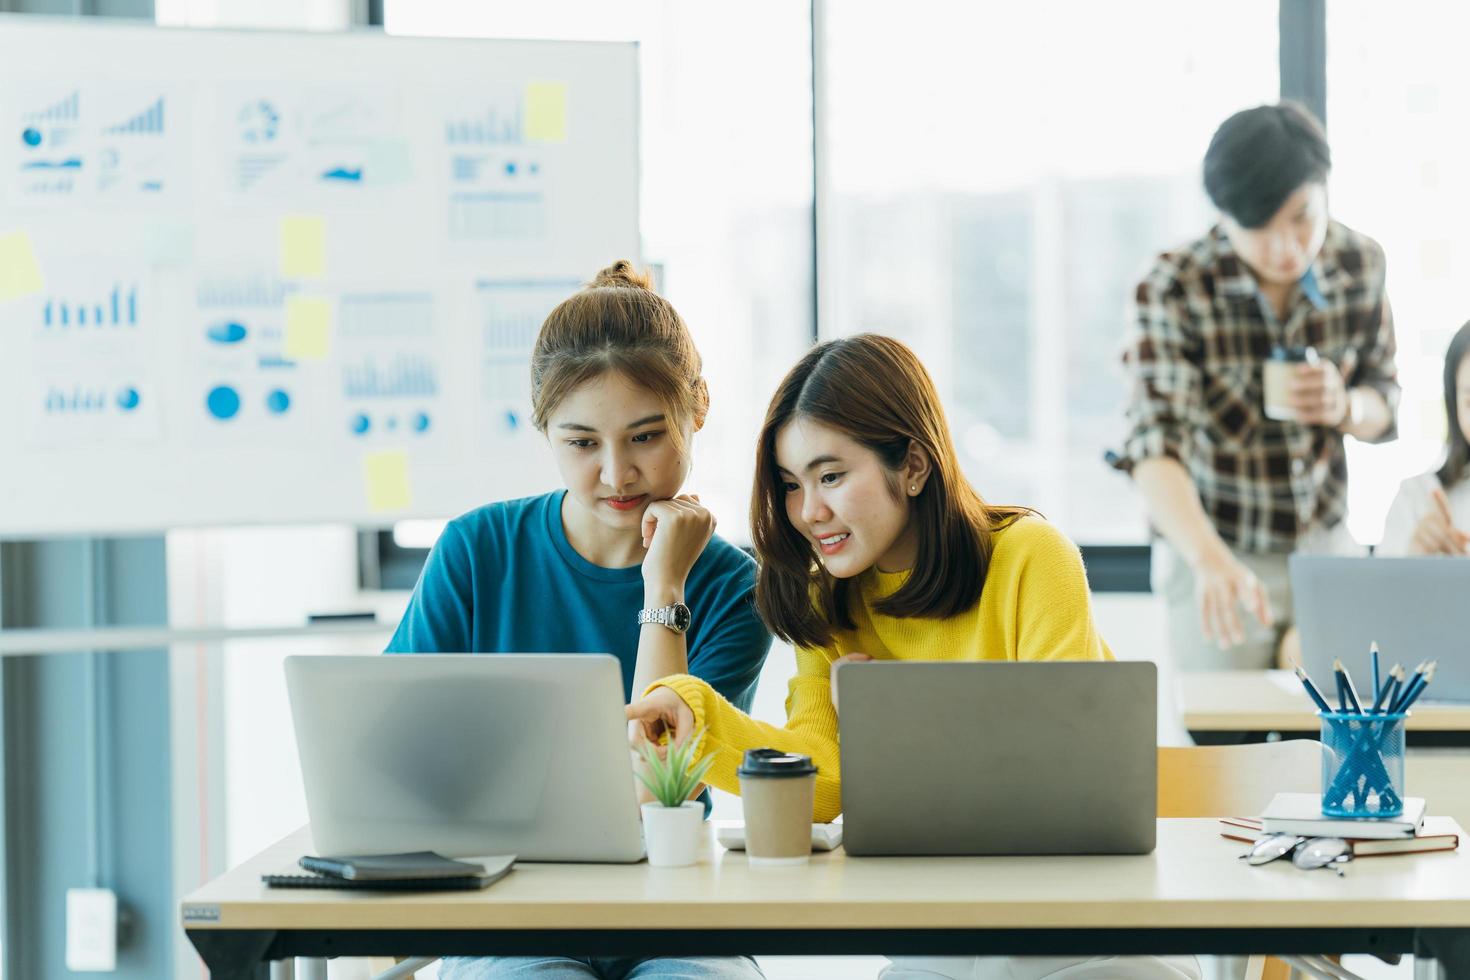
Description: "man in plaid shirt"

(1114, 102), (1399, 671)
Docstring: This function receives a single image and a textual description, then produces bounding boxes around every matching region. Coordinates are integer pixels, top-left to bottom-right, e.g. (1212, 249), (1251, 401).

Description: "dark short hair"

(1203, 102), (1331, 229)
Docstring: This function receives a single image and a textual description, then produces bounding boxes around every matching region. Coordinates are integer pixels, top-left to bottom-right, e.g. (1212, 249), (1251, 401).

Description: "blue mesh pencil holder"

(1319, 711), (1407, 817)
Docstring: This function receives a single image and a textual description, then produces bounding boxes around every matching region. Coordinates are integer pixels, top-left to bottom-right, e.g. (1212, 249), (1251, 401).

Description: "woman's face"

(774, 417), (919, 577)
(1221, 182), (1329, 287)
(546, 370), (690, 535)
(1455, 352), (1470, 448)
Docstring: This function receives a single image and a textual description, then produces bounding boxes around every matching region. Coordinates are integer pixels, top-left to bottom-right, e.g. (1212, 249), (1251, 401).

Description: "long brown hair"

(1437, 320), (1470, 490)
(531, 261), (708, 452)
(751, 334), (1032, 649)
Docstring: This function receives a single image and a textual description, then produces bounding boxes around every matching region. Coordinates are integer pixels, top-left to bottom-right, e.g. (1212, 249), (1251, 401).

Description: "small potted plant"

(635, 729), (715, 867)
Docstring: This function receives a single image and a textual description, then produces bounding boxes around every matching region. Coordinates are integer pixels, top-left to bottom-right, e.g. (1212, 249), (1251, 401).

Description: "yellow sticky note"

(284, 296), (333, 360)
(280, 215), (325, 279)
(0, 231), (44, 300)
(525, 82), (567, 142)
(364, 450), (412, 512)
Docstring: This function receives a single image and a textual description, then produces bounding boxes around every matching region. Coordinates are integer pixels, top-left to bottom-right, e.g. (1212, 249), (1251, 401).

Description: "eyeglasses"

(1239, 834), (1352, 876)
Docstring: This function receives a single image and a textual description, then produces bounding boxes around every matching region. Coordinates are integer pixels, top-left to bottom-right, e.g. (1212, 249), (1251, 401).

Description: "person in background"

(1379, 319), (1470, 556)
(1113, 101), (1399, 671)
(627, 334), (1198, 980)
(388, 261), (771, 980)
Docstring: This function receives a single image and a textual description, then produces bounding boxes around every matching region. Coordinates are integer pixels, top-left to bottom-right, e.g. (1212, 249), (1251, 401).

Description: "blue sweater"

(386, 490), (771, 711)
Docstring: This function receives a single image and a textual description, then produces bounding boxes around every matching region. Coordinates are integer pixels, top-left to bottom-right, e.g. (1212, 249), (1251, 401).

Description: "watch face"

(671, 602), (691, 631)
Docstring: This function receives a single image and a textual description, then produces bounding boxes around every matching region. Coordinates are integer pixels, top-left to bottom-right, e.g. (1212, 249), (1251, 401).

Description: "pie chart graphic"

(207, 385), (241, 420)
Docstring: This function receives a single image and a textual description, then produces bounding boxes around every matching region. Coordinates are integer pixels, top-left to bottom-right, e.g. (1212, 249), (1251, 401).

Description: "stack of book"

(1221, 792), (1458, 857)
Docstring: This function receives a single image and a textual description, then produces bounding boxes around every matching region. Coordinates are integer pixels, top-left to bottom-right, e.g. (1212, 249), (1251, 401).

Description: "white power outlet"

(65, 887), (117, 972)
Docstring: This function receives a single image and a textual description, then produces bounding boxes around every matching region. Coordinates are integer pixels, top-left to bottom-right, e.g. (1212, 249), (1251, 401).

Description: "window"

(1327, 4), (1470, 545)
(822, 1), (1279, 542)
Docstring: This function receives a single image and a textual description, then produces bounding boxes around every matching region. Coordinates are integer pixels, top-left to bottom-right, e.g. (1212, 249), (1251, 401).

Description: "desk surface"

(182, 819), (1470, 933)
(1180, 671), (1470, 733)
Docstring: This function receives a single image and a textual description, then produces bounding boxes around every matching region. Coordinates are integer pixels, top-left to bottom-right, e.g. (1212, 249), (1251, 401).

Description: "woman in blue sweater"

(388, 261), (771, 980)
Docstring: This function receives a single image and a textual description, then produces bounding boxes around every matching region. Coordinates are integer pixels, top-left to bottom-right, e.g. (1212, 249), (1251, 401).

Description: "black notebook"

(300, 850), (488, 881)
(263, 852), (514, 891)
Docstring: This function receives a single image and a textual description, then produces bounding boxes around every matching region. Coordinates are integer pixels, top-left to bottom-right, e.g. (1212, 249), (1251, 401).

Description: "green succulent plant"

(636, 728), (716, 808)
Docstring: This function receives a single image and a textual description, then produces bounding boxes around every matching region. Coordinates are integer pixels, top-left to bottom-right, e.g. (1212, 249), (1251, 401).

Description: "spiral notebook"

(263, 853), (515, 891)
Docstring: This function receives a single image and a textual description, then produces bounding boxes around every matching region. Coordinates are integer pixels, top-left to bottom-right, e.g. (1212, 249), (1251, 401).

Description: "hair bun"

(591, 259), (654, 291)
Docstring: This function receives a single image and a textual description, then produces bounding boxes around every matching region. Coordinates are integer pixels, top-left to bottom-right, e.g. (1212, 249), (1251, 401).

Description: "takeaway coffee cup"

(737, 749), (818, 866)
(1264, 345), (1317, 421)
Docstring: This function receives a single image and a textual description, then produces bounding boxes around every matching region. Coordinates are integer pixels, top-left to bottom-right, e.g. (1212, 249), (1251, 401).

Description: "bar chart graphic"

(340, 293), (434, 340)
(197, 275), (290, 308)
(342, 353), (439, 399)
(444, 98), (523, 145)
(105, 97), (165, 135)
(43, 384), (142, 414)
(41, 284), (139, 329)
(26, 90), (79, 124)
(449, 192), (546, 239)
(479, 279), (575, 358)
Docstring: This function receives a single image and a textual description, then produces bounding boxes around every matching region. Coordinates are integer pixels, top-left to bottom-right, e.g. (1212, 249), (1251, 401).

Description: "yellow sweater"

(649, 516), (1113, 822)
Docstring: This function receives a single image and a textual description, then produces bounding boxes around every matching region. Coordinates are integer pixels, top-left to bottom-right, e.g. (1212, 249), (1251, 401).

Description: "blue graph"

(207, 321), (248, 344)
(21, 159), (81, 170)
(449, 192), (546, 239)
(321, 166), (362, 182)
(43, 384), (139, 414)
(206, 385), (241, 420)
(478, 279), (576, 354)
(348, 411), (430, 436)
(42, 285), (138, 329)
(197, 276), (289, 308)
(343, 354), (439, 399)
(258, 355), (296, 370)
(340, 293), (434, 340)
(26, 91), (78, 124)
(238, 99), (279, 143)
(24, 177), (75, 195)
(105, 98), (164, 136)
(445, 102), (522, 145)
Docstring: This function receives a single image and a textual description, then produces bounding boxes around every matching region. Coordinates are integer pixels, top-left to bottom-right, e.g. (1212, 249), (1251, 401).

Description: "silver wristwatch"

(637, 601), (692, 634)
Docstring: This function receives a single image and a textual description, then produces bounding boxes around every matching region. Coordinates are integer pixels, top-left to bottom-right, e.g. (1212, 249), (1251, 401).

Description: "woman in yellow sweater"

(626, 334), (1198, 980)
(626, 333), (1113, 821)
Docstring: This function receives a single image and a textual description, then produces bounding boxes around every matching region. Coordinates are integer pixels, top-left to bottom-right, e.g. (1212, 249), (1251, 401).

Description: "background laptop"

(1290, 555), (1470, 703)
(285, 654), (646, 862)
(837, 661), (1157, 856)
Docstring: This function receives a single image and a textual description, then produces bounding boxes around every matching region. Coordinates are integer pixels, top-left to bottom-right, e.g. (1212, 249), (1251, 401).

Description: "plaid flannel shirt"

(1114, 221), (1399, 554)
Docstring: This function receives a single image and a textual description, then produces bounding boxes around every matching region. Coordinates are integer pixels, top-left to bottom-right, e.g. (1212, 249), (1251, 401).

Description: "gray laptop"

(1290, 555), (1470, 703)
(837, 661), (1157, 856)
(285, 654), (646, 862)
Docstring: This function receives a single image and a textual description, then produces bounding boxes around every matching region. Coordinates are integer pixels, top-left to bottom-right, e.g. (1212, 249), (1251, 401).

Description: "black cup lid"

(738, 748), (817, 778)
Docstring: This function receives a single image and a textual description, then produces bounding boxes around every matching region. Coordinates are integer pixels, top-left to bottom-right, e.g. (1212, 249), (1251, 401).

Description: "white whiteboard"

(0, 16), (640, 537)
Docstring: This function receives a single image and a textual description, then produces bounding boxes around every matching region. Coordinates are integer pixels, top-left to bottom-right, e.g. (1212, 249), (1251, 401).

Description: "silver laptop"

(837, 661), (1157, 856)
(1291, 555), (1470, 703)
(285, 654), (645, 862)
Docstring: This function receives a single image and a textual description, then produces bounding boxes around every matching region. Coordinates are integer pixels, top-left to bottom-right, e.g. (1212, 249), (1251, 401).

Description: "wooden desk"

(1179, 670), (1470, 743)
(182, 821), (1470, 979)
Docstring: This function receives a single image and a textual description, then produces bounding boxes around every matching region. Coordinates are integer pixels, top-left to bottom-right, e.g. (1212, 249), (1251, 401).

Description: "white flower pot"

(641, 801), (704, 867)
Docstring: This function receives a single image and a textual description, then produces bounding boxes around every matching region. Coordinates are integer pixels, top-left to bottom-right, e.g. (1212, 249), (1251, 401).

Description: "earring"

(910, 484), (917, 493)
